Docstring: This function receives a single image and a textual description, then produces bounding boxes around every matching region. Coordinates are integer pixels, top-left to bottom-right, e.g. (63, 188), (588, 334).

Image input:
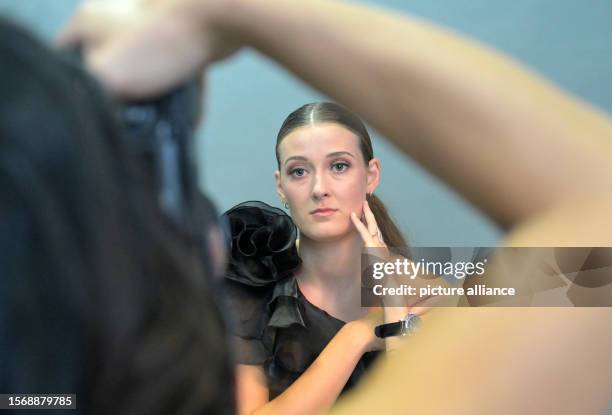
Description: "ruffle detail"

(222, 201), (301, 287)
(268, 276), (306, 329)
(221, 201), (306, 358)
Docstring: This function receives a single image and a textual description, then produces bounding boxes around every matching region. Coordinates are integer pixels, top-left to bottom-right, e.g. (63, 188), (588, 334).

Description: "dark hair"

(0, 18), (233, 414)
(275, 102), (408, 247)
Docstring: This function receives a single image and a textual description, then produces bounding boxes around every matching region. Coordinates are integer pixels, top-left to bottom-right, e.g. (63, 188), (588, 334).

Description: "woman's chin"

(301, 224), (354, 243)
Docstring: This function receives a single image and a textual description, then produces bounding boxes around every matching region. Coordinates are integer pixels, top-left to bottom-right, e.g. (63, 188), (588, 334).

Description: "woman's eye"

(331, 162), (350, 173)
(289, 167), (307, 177)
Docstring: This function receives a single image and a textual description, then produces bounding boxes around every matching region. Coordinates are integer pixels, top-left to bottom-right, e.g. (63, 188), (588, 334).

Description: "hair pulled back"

(276, 102), (407, 247)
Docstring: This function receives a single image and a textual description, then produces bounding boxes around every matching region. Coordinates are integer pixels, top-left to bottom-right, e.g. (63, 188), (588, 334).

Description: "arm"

(329, 306), (612, 415)
(235, 365), (268, 415)
(217, 0), (612, 228)
(236, 321), (378, 415)
(350, 201), (440, 351)
(60, 0), (612, 228)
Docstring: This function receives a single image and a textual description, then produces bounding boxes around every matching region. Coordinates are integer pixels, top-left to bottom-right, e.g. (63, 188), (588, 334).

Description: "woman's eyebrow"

(327, 151), (355, 159)
(283, 151), (354, 166)
(284, 155), (308, 166)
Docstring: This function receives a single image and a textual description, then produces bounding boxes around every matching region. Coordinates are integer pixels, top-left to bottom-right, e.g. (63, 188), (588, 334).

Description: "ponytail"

(366, 193), (408, 249)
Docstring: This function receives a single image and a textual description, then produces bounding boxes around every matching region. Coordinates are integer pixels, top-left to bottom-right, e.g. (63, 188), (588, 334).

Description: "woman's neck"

(296, 230), (366, 321)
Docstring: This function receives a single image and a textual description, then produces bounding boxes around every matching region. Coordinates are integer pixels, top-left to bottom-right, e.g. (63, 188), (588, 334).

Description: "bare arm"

(60, 0), (612, 228)
(235, 321), (377, 415)
(330, 306), (612, 415)
(217, 0), (612, 228)
(329, 194), (612, 415)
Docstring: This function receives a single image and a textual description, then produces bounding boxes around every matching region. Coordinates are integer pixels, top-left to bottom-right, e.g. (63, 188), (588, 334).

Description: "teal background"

(2, 0), (611, 247)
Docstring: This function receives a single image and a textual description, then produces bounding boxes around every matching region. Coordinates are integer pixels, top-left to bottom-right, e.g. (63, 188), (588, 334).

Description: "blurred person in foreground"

(0, 17), (233, 414)
(57, 0), (612, 414)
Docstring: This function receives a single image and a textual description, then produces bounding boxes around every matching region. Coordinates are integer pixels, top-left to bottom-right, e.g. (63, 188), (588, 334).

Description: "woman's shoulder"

(222, 201), (301, 287)
(220, 201), (303, 338)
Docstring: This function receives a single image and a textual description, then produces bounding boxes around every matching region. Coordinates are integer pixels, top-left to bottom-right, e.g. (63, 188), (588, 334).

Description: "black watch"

(374, 313), (420, 338)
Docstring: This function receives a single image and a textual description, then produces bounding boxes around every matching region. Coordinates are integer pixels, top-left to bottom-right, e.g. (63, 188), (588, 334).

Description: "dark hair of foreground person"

(0, 17), (234, 415)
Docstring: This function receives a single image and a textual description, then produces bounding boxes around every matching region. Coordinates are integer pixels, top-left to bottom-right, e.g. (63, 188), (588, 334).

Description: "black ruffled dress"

(221, 201), (380, 399)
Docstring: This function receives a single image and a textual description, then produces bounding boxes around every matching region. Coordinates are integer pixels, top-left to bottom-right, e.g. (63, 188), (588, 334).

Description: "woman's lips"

(310, 208), (338, 217)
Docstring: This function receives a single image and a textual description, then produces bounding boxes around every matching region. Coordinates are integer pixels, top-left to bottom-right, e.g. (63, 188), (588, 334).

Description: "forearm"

(217, 0), (612, 227)
(253, 323), (369, 415)
(330, 308), (612, 415)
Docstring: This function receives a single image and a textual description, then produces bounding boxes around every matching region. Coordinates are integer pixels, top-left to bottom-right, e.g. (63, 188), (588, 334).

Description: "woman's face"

(275, 123), (380, 242)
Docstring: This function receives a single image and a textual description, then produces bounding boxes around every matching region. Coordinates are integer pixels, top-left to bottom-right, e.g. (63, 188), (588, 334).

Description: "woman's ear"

(275, 170), (287, 203)
(366, 158), (381, 194)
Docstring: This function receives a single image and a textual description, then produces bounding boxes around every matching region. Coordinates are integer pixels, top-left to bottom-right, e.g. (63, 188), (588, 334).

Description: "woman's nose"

(311, 172), (330, 200)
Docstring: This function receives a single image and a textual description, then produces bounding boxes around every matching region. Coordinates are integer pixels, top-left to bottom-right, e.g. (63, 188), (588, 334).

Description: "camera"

(62, 46), (203, 235)
(118, 80), (202, 235)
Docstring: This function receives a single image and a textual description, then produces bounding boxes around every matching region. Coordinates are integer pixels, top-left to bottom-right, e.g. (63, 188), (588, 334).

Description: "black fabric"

(221, 201), (380, 399)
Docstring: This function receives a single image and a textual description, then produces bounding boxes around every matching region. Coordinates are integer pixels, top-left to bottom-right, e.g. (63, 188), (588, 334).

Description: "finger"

(363, 200), (378, 237)
(351, 212), (374, 245)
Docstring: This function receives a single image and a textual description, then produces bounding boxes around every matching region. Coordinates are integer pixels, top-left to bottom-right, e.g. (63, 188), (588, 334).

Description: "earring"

(284, 202), (289, 209)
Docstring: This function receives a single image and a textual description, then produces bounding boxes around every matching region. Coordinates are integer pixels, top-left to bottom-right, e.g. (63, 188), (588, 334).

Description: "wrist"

(155, 0), (245, 67)
(342, 321), (373, 355)
(382, 306), (411, 322)
(212, 0), (288, 50)
(194, 0), (249, 41)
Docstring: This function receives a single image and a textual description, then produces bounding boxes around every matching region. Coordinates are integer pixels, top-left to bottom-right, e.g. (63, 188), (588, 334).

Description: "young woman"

(222, 102), (420, 415)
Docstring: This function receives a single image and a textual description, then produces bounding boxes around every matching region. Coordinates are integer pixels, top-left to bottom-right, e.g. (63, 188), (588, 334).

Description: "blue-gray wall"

(2, 0), (611, 247)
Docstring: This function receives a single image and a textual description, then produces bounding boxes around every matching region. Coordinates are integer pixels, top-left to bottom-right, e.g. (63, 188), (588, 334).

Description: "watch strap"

(374, 313), (421, 339)
(374, 320), (403, 338)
